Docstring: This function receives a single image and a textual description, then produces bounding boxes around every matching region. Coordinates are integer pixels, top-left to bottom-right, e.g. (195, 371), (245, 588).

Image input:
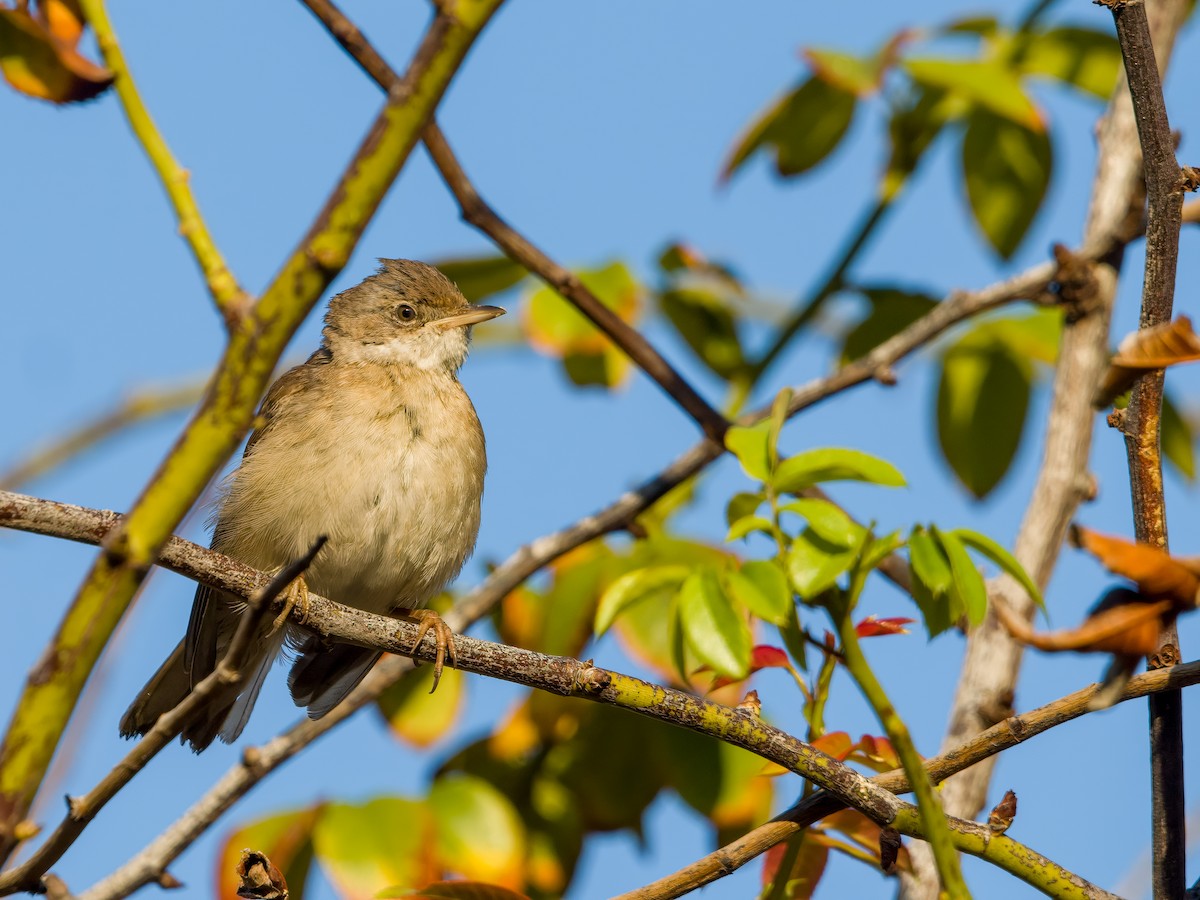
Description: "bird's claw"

(272, 575), (311, 632)
(405, 608), (457, 692)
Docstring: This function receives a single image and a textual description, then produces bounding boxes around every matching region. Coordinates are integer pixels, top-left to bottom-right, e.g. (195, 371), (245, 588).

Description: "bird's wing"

(183, 350), (332, 682)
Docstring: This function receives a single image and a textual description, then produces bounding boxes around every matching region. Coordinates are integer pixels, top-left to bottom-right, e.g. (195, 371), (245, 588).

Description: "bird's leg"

(399, 608), (457, 692)
(271, 574), (311, 632)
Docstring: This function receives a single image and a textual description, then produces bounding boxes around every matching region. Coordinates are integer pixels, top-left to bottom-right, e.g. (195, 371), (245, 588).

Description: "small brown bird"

(121, 259), (503, 751)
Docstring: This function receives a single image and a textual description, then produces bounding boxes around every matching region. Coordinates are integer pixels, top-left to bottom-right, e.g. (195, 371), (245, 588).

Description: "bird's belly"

(215, 410), (483, 615)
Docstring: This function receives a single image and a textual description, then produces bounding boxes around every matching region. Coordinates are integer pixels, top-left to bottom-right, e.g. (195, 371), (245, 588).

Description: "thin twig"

(0, 383), (204, 491)
(1104, 1), (1188, 895)
(296, 0), (730, 442)
(79, 0), (248, 329)
(0, 538), (326, 895)
(623, 657), (1200, 900)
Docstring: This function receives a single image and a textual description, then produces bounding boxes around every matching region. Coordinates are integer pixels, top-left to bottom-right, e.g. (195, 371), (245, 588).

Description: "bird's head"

(322, 259), (505, 371)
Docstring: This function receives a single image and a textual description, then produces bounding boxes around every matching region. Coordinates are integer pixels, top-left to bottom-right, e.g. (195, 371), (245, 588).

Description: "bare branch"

(0, 382), (203, 491)
(297, 0), (731, 442)
(1105, 1), (1189, 894)
(626, 657), (1200, 899)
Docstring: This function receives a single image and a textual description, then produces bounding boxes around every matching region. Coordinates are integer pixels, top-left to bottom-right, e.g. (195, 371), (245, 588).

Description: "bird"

(120, 259), (504, 752)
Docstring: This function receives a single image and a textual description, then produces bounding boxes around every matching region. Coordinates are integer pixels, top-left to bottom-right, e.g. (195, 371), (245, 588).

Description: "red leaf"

(855, 616), (915, 637)
(706, 644), (793, 689)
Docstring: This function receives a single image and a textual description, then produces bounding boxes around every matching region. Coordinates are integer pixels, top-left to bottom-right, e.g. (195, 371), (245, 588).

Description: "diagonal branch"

(0, 494), (1122, 900)
(297, 0), (730, 442)
(80, 0), (248, 329)
(0, 0), (504, 865)
(622, 656), (1200, 900)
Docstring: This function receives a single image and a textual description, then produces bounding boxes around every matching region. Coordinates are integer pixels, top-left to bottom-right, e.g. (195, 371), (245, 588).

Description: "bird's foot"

(272, 574), (311, 632)
(401, 608), (457, 693)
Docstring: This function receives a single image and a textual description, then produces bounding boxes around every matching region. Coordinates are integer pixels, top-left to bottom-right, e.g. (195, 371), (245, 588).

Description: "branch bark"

(622, 656), (1200, 899)
(297, 0), (731, 442)
(0, 0), (504, 864)
(1105, 1), (1189, 895)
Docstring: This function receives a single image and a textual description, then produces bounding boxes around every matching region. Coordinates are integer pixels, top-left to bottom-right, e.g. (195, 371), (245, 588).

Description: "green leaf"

(434, 255), (527, 304)
(377, 664), (465, 748)
(659, 287), (745, 380)
(862, 529), (905, 572)
(677, 570), (752, 678)
(961, 109), (1053, 259)
(979, 308), (1063, 365)
(525, 261), (640, 388)
(723, 75), (857, 180)
(1018, 26), (1122, 98)
(773, 447), (906, 493)
(778, 604), (809, 671)
(787, 529), (857, 598)
(725, 491), (765, 526)
(908, 562), (959, 638)
(908, 527), (953, 599)
(428, 774), (527, 888)
(904, 58), (1042, 129)
(726, 560), (792, 625)
(1162, 391), (1196, 481)
(312, 798), (434, 898)
(884, 86), (957, 197)
(779, 498), (861, 547)
(595, 565), (689, 636)
(768, 387), (793, 469)
(725, 515), (775, 542)
(951, 528), (1044, 612)
(933, 527), (988, 626)
(937, 340), (1032, 498)
(725, 420), (773, 481)
(840, 287), (938, 364)
(804, 47), (883, 95)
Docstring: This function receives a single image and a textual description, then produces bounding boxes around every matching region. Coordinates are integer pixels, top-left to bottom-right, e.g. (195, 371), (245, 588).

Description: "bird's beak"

(436, 305), (506, 330)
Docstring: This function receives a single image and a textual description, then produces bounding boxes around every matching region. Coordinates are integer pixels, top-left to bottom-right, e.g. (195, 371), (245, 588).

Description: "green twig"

(81, 0), (248, 328)
(834, 549), (969, 897)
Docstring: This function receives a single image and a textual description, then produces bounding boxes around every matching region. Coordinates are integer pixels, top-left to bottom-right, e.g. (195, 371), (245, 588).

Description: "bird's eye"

(396, 303), (417, 322)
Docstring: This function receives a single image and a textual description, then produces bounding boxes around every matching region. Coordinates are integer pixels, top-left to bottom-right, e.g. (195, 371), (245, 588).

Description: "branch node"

(1149, 642), (1180, 669)
(236, 849), (288, 900)
(574, 660), (610, 694)
(1051, 243), (1103, 322)
(240, 746), (267, 776)
(155, 870), (183, 890)
(879, 826), (902, 874)
(64, 795), (85, 821)
(872, 365), (898, 386)
(1181, 165), (1200, 193)
(1107, 408), (1128, 432)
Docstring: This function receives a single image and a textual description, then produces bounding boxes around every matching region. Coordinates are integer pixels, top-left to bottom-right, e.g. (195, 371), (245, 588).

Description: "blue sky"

(3, 1), (1200, 897)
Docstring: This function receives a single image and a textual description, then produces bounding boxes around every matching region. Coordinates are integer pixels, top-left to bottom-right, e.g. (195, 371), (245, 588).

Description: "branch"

(624, 657), (1200, 900)
(0, 538), (327, 894)
(1104, 1), (1189, 896)
(296, 0), (730, 442)
(0, 496), (1117, 900)
(79, 0), (248, 328)
(0, 0), (504, 865)
(0, 382), (203, 491)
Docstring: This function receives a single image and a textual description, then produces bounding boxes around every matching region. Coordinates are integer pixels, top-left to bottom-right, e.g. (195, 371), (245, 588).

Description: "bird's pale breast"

(212, 363), (486, 615)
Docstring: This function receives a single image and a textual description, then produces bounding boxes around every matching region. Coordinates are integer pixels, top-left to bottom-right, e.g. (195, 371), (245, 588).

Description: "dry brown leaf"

(996, 586), (1173, 656)
(0, 5), (111, 103)
(1070, 525), (1200, 607)
(1096, 316), (1200, 407)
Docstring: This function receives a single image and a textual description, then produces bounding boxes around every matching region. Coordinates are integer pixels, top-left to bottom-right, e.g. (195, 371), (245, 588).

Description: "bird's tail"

(120, 633), (283, 753)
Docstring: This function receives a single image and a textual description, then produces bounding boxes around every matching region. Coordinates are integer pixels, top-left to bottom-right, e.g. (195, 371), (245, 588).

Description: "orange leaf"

(811, 731), (854, 760)
(0, 7), (112, 103)
(1096, 316), (1200, 406)
(390, 881), (532, 900)
(996, 586), (1173, 656)
(848, 734), (900, 772)
(1071, 525), (1200, 606)
(762, 838), (829, 896)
